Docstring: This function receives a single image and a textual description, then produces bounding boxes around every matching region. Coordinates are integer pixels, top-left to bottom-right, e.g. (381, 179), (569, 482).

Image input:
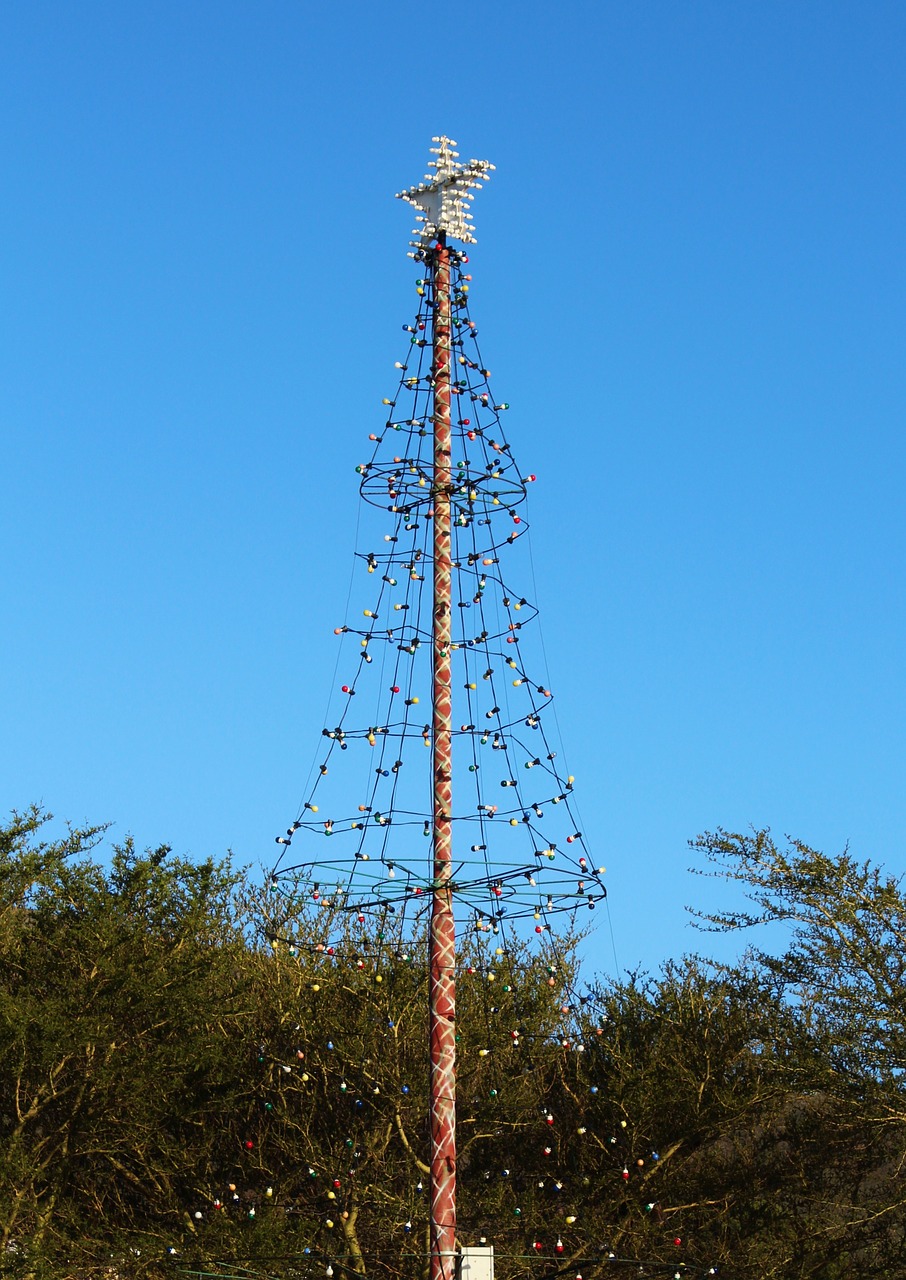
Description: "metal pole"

(429, 233), (457, 1280)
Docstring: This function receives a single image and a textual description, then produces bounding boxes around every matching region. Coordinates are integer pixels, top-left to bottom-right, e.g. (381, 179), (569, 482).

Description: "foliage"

(0, 808), (251, 1278)
(690, 829), (906, 1276)
(691, 827), (906, 1085)
(2, 813), (906, 1279)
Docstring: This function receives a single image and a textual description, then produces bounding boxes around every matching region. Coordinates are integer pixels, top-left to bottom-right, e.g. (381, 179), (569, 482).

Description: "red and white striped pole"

(429, 232), (457, 1280)
(397, 138), (493, 1280)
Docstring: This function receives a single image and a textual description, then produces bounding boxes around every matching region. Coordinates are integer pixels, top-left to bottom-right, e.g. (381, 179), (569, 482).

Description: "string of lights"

(269, 248), (605, 944)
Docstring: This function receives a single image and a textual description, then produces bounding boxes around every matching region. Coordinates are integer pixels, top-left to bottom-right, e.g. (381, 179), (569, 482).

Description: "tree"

(691, 828), (906, 1086)
(0, 808), (252, 1278)
(689, 828), (906, 1276)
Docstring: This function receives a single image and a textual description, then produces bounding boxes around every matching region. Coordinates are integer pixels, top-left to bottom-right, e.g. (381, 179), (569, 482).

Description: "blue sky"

(2, 1), (904, 977)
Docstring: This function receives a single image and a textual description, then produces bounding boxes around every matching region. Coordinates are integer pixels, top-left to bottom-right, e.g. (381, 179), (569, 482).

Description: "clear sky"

(2, 1), (904, 977)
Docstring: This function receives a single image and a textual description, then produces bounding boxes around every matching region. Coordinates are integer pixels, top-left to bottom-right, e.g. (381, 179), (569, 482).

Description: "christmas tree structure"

(268, 136), (606, 1280)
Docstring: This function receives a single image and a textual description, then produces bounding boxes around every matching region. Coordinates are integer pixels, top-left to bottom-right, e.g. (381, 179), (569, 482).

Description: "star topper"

(396, 136), (495, 247)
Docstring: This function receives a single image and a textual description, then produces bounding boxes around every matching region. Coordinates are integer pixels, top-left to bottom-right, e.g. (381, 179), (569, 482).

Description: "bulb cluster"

(396, 135), (495, 247)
